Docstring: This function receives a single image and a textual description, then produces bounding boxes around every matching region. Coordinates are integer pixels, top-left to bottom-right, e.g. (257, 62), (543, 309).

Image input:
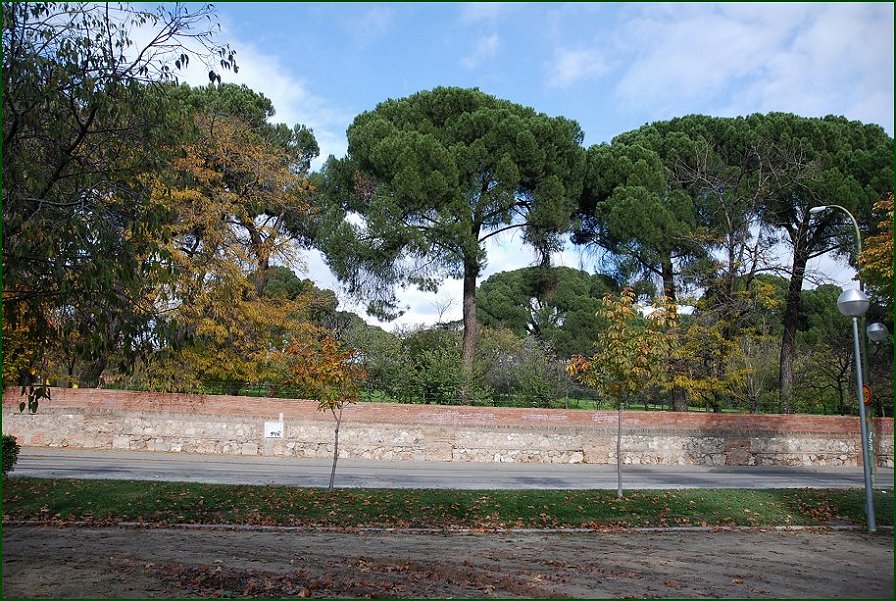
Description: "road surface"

(11, 447), (894, 489)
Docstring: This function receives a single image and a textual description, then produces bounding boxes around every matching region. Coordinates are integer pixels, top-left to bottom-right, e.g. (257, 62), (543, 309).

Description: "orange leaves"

(565, 355), (592, 378)
(139, 97), (322, 391)
(286, 330), (367, 410)
(860, 193), (894, 310)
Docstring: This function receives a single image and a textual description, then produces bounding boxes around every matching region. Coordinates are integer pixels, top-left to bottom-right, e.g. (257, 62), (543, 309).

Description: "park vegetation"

(3, 2), (893, 418)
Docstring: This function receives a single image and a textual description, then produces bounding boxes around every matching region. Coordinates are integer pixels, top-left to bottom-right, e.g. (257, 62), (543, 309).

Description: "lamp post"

(808, 205), (870, 388)
(866, 322), (888, 343)
(808, 204), (877, 480)
(808, 205), (862, 256)
(837, 288), (875, 533)
(866, 323), (889, 418)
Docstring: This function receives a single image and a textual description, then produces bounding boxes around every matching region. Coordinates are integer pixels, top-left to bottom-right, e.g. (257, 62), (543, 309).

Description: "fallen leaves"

(3, 479), (891, 531)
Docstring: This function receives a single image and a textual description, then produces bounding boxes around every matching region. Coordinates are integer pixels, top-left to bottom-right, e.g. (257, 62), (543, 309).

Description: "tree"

(166, 83), (319, 293)
(750, 114), (892, 412)
(860, 193), (894, 313)
(341, 320), (415, 402)
(318, 87), (586, 377)
(567, 289), (674, 496)
(143, 84), (319, 393)
(577, 114), (892, 413)
(477, 266), (617, 357)
(794, 285), (860, 414)
(575, 132), (704, 302)
(2, 2), (236, 385)
(665, 316), (742, 413)
(163, 83), (318, 293)
(662, 116), (783, 326)
(286, 333), (366, 491)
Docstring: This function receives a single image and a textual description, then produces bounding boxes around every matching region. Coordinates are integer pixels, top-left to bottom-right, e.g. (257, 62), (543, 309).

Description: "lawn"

(2, 477), (891, 530)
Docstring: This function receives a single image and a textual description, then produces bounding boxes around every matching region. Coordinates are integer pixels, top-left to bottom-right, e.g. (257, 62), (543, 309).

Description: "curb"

(3, 519), (892, 535)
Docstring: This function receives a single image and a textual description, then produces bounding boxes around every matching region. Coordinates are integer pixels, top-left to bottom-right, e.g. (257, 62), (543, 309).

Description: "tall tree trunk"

(80, 358), (107, 389)
(671, 388), (688, 412)
(254, 255), (270, 297)
(461, 264), (479, 378)
(779, 247), (809, 414)
(661, 259), (676, 302)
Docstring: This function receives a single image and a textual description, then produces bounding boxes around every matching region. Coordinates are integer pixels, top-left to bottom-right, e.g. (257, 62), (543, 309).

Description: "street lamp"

(808, 205), (862, 258)
(837, 288), (876, 532)
(866, 323), (889, 420)
(866, 322), (889, 343)
(809, 204), (878, 477)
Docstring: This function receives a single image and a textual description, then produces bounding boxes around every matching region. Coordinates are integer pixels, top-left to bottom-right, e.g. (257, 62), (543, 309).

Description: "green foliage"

(577, 113), (892, 413)
(4, 478), (891, 529)
(342, 322), (416, 402)
(2, 435), (20, 477)
(729, 333), (780, 414)
(401, 327), (491, 405)
(568, 289), (674, 407)
(513, 339), (567, 408)
(317, 86), (586, 372)
(475, 330), (578, 408)
(18, 383), (51, 414)
(860, 194), (894, 313)
(576, 133), (704, 300)
(477, 266), (617, 357)
(1, 2), (236, 388)
(747, 114), (892, 409)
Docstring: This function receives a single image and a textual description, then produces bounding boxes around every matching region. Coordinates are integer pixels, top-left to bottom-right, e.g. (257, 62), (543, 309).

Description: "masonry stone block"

(2, 389), (893, 468)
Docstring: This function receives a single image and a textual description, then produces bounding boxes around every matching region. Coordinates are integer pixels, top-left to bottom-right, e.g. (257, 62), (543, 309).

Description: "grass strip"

(1, 477), (891, 530)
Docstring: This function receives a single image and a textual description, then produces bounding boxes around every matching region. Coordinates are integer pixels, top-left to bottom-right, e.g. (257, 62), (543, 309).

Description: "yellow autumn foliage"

(860, 193), (894, 311)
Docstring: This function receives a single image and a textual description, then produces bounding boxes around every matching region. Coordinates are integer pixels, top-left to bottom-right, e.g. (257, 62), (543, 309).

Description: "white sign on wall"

(264, 413), (284, 438)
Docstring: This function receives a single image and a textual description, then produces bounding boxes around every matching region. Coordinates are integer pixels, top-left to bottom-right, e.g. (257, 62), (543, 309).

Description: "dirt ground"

(2, 525), (893, 598)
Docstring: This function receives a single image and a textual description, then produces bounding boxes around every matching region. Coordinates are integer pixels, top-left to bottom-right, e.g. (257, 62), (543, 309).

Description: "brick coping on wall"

(3, 386), (892, 435)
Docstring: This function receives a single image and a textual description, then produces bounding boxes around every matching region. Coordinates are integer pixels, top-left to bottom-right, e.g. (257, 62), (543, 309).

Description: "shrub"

(2, 435), (20, 477)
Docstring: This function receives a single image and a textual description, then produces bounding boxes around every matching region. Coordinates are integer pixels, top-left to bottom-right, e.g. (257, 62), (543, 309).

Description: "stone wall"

(2, 388), (893, 467)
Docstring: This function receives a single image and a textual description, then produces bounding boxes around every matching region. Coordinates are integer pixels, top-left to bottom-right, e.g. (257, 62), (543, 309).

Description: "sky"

(172, 2), (894, 329)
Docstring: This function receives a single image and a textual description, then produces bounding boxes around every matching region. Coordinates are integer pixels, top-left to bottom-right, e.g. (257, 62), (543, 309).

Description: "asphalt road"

(11, 447), (895, 490)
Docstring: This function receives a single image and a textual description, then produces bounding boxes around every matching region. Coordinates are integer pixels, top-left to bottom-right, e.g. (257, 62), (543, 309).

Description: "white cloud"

(462, 33), (500, 69)
(737, 3), (894, 131)
(610, 3), (894, 132)
(126, 10), (352, 168)
(547, 48), (611, 89)
(220, 43), (352, 168)
(613, 8), (794, 112)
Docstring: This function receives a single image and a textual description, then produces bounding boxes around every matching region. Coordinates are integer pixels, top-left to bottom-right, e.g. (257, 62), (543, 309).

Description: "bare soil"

(2, 525), (893, 598)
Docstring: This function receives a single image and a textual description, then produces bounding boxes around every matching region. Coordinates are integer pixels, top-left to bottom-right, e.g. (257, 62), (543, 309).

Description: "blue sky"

(176, 2), (894, 327)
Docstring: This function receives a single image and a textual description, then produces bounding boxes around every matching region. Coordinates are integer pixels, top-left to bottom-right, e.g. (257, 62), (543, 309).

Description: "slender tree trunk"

(328, 404), (343, 492)
(616, 404), (623, 498)
(461, 264), (479, 378)
(779, 247), (809, 414)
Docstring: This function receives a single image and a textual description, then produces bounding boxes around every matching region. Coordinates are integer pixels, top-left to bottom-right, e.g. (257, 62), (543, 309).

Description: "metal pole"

(823, 205), (876, 482)
(851, 316), (876, 532)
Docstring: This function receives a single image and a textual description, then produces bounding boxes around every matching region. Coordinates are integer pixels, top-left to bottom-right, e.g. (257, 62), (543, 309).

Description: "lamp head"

(867, 322), (889, 342)
(809, 206), (829, 215)
(837, 288), (870, 318)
